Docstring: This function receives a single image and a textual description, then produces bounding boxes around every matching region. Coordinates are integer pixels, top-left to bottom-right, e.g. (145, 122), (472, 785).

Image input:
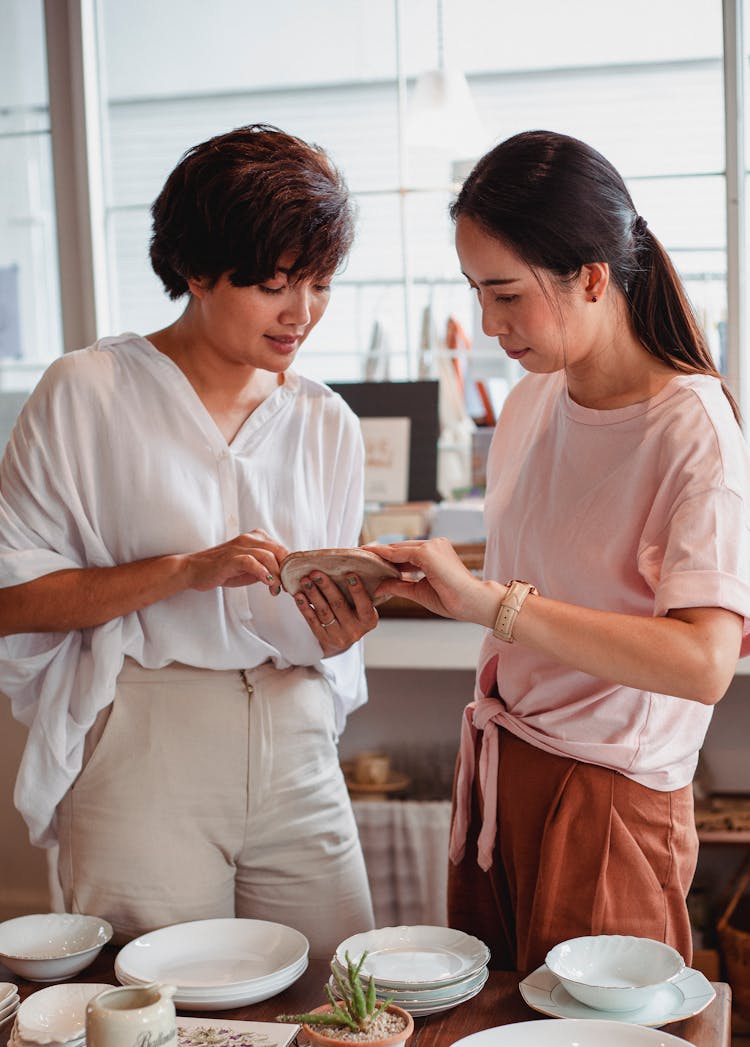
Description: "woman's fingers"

(187, 533), (288, 592)
(293, 571), (379, 651)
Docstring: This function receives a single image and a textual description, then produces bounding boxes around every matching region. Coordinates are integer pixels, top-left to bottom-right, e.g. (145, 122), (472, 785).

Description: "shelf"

(697, 829), (750, 843)
(364, 618), (750, 677)
(364, 618), (483, 670)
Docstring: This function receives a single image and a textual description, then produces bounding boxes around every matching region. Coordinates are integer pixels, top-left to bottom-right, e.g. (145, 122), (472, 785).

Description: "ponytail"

(628, 227), (741, 424)
(452, 130), (741, 426)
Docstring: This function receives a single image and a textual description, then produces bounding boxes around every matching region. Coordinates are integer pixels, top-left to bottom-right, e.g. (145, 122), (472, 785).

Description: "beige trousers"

(57, 658), (374, 958)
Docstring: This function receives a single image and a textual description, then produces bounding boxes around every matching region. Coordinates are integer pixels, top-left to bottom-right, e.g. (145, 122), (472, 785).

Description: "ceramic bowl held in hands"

(0, 913), (113, 982)
(280, 548), (400, 607)
(544, 935), (685, 1012)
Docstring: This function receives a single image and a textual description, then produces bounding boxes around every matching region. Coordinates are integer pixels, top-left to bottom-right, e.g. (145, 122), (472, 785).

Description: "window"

(0, 0), (62, 412)
(3, 0), (749, 422)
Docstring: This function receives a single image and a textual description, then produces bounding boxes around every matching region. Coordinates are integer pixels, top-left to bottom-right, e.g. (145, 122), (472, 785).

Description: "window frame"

(43, 0), (750, 422)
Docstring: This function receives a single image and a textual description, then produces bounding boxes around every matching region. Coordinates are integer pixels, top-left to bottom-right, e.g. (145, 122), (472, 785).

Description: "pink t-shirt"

(477, 369), (750, 791)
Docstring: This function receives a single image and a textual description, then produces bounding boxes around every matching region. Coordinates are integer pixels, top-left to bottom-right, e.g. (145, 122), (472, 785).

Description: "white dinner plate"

(330, 960), (488, 1003)
(387, 968), (489, 1017)
(451, 1018), (696, 1045)
(327, 966), (488, 1015)
(115, 919), (308, 990)
(117, 954), (308, 1000)
(116, 956), (309, 1010)
(0, 986), (17, 1005)
(335, 926), (490, 988)
(519, 964), (715, 1027)
(17, 983), (113, 1045)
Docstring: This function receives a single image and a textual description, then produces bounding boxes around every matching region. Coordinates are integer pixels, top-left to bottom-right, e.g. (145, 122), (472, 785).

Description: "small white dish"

(0, 985), (17, 1004)
(335, 926), (490, 988)
(16, 983), (114, 1045)
(545, 935), (684, 1012)
(0, 915), (113, 983)
(451, 1018), (697, 1045)
(0, 993), (20, 1021)
(520, 963), (716, 1027)
(0, 1007), (20, 1033)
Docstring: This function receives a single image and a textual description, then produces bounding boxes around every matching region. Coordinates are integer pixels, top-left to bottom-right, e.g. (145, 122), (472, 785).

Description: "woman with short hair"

(0, 124), (376, 955)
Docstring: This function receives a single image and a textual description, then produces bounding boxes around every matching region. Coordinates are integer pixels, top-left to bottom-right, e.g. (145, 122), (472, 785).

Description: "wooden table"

(4, 949), (732, 1047)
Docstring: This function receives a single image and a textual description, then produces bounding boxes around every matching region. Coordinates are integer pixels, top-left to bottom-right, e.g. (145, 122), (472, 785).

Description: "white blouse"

(0, 333), (367, 846)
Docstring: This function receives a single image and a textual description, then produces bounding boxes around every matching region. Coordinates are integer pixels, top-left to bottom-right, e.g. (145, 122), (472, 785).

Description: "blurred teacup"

(354, 751), (391, 785)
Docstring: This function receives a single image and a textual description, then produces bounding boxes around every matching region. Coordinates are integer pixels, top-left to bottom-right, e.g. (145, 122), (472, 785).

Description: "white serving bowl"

(0, 914), (113, 983)
(544, 935), (684, 1012)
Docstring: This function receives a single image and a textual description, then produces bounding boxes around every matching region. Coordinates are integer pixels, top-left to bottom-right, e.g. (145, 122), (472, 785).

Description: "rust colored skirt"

(447, 727), (698, 972)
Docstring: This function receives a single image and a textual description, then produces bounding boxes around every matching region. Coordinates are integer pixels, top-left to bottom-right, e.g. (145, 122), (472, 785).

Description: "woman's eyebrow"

(462, 271), (521, 287)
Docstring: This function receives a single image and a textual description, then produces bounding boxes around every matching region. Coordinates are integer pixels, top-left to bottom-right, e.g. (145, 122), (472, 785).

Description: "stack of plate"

(114, 918), (309, 1010)
(8, 983), (112, 1047)
(0, 982), (20, 1037)
(330, 925), (490, 1017)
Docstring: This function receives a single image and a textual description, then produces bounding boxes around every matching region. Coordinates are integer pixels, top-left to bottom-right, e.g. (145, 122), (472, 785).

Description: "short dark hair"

(451, 129), (739, 423)
(150, 123), (355, 299)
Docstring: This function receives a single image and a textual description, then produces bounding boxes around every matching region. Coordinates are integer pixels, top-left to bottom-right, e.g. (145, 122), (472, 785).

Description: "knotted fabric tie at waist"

(449, 696), (505, 872)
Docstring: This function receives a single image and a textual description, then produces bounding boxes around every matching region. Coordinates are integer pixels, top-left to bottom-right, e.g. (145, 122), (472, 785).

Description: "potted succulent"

(277, 951), (414, 1047)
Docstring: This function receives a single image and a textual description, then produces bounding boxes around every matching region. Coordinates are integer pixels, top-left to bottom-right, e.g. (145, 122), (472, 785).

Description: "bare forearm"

(0, 556), (190, 635)
(374, 539), (742, 705)
(0, 530), (290, 637)
(475, 584), (741, 705)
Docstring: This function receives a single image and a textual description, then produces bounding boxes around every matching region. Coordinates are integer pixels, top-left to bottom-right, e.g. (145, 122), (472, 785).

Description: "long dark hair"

(450, 130), (740, 423)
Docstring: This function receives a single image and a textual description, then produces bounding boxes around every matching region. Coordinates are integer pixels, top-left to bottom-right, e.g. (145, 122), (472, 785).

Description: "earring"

(591, 295), (598, 303)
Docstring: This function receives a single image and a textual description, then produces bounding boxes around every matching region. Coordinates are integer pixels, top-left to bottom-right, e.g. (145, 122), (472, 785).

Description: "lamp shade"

(406, 66), (487, 158)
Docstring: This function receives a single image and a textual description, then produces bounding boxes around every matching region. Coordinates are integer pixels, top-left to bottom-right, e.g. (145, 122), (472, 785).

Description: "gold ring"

(321, 618), (336, 627)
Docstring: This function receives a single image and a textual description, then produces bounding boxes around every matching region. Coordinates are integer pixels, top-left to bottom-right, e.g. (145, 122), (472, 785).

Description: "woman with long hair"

(373, 130), (750, 971)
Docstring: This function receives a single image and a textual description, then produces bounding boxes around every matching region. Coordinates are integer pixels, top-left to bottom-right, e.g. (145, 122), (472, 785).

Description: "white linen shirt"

(0, 333), (368, 846)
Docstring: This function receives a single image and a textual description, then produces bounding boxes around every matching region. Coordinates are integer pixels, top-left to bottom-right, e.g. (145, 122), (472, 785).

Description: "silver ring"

(320, 618), (336, 628)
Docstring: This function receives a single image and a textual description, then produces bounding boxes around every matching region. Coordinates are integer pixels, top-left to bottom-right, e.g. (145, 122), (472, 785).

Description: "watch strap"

(492, 580), (538, 643)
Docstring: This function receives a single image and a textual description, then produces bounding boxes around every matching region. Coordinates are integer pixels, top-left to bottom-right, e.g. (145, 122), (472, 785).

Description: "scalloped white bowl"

(544, 935), (685, 1012)
(0, 914), (113, 983)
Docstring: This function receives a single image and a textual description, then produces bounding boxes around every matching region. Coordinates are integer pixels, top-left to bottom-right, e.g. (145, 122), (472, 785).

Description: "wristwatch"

(492, 580), (538, 643)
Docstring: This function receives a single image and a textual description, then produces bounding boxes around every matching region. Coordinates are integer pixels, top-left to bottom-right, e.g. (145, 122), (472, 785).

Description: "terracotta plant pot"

(301, 1002), (414, 1047)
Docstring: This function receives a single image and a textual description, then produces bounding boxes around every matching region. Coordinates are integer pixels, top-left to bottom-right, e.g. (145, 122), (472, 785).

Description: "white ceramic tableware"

(451, 1018), (696, 1045)
(116, 956), (309, 1010)
(0, 993), (20, 1022)
(115, 919), (308, 990)
(0, 1007), (20, 1034)
(327, 966), (489, 1017)
(17, 983), (115, 1045)
(334, 926), (490, 988)
(86, 984), (176, 1047)
(349, 965), (489, 1004)
(544, 935), (685, 1012)
(114, 919), (309, 1010)
(0, 914), (113, 983)
(520, 962), (715, 1027)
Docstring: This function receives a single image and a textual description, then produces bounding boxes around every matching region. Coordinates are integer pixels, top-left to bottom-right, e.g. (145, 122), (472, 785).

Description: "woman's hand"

(0, 530), (292, 636)
(183, 529), (289, 594)
(367, 538), (492, 621)
(291, 571), (380, 656)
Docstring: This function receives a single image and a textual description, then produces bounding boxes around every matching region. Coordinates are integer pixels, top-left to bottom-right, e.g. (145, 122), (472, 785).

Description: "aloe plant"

(277, 950), (393, 1033)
